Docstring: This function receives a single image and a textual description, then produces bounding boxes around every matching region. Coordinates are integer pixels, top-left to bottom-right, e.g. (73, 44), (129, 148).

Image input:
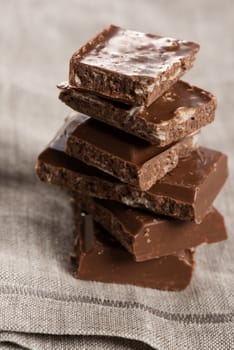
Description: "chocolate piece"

(36, 120), (228, 223)
(58, 80), (216, 146)
(76, 213), (195, 291)
(75, 196), (227, 261)
(66, 114), (197, 190)
(69, 25), (199, 106)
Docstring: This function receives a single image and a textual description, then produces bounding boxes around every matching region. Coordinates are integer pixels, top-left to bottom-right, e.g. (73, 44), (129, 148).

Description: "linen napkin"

(0, 0), (233, 348)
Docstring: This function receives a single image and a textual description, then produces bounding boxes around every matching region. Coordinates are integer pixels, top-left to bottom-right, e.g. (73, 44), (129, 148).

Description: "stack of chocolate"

(36, 25), (228, 291)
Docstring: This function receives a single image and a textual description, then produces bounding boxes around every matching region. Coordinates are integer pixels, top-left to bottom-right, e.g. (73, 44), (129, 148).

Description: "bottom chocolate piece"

(76, 213), (195, 291)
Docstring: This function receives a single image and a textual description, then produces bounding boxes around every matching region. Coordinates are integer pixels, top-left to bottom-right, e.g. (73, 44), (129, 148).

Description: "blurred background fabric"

(0, 0), (233, 349)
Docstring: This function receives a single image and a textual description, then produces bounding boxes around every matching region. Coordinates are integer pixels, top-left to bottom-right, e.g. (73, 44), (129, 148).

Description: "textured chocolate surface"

(69, 25), (199, 106)
(66, 114), (197, 190)
(58, 80), (216, 146)
(36, 120), (228, 223)
(76, 213), (194, 291)
(75, 196), (227, 261)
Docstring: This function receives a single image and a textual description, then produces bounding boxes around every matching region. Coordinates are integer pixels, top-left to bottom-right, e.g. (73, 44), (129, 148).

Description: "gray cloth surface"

(0, 333), (153, 350)
(0, 0), (233, 349)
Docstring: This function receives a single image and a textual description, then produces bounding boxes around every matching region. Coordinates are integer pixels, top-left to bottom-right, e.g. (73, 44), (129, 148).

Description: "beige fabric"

(0, 333), (153, 350)
(0, 0), (233, 349)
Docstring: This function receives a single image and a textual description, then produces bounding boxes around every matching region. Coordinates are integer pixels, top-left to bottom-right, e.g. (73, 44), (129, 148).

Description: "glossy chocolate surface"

(65, 114), (198, 190)
(69, 25), (199, 106)
(67, 114), (184, 164)
(58, 80), (216, 146)
(151, 147), (225, 201)
(145, 80), (215, 122)
(59, 80), (216, 124)
(77, 25), (199, 78)
(38, 117), (118, 180)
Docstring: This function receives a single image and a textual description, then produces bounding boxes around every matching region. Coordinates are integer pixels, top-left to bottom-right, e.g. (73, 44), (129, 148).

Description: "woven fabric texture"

(0, 0), (233, 349)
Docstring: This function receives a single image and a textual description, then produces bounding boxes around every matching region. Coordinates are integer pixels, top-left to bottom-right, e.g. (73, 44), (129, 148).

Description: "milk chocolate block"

(36, 119), (228, 223)
(66, 114), (197, 190)
(75, 196), (227, 261)
(58, 80), (216, 146)
(76, 213), (195, 291)
(69, 25), (199, 106)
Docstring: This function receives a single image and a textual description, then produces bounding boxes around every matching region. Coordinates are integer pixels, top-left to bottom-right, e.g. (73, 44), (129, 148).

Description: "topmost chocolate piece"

(69, 25), (200, 106)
